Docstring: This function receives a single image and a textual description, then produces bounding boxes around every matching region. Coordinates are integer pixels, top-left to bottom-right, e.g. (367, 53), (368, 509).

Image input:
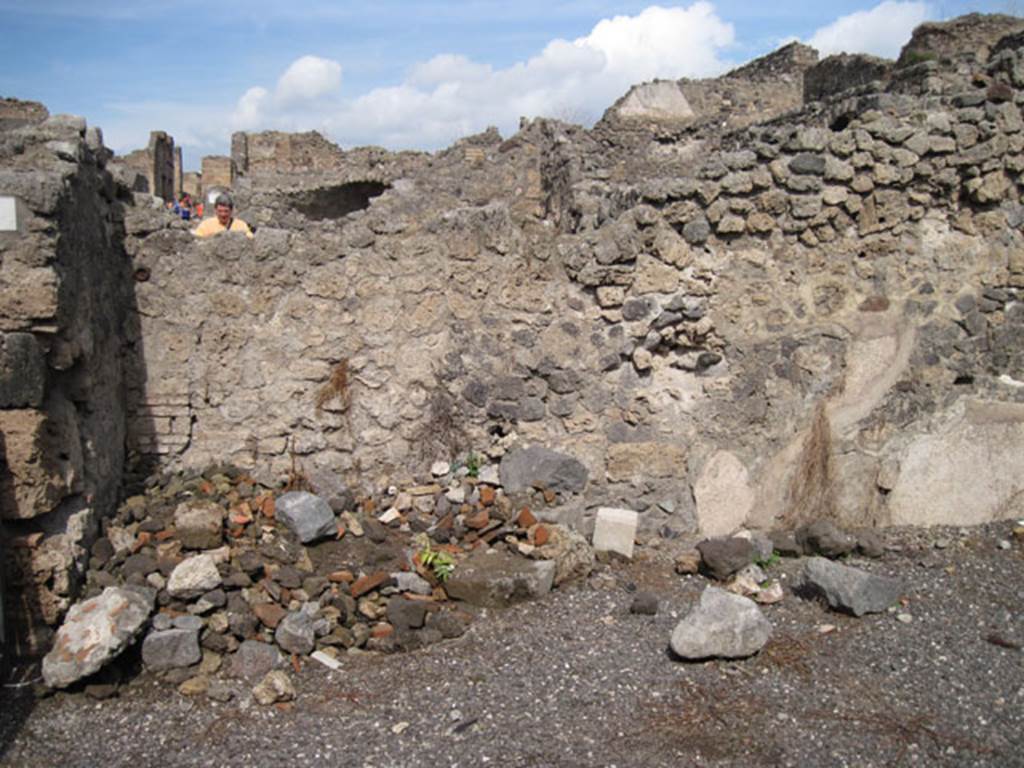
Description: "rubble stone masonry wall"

(0, 110), (135, 652)
(5, 14), (1024, 647)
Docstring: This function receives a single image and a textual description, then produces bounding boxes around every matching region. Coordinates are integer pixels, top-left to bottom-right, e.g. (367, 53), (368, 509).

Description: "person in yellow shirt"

(193, 193), (254, 239)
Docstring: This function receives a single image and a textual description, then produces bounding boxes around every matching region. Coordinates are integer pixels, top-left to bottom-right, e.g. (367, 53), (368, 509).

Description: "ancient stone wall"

(804, 54), (893, 104)
(118, 20), (1024, 544)
(232, 130), (346, 177)
(5, 13), (1024, 651)
(116, 130), (176, 201)
(200, 155), (234, 196)
(181, 171), (201, 200)
(0, 110), (136, 653)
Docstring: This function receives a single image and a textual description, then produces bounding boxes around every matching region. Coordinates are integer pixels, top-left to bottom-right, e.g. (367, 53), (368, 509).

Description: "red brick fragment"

(351, 571), (391, 598)
(517, 508), (537, 528)
(532, 524), (550, 547)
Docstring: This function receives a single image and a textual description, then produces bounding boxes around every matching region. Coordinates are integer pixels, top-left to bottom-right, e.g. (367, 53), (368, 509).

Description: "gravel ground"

(2, 521), (1023, 768)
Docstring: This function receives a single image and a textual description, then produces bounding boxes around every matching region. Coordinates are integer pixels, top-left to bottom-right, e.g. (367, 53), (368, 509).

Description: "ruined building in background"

(3, 13), (1024, 654)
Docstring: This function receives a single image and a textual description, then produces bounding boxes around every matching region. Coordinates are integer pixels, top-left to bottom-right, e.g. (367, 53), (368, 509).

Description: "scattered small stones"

(800, 557), (904, 617)
(252, 670), (296, 706)
(670, 586), (772, 660)
(755, 581), (784, 605)
(725, 563), (767, 597)
(674, 548), (702, 574)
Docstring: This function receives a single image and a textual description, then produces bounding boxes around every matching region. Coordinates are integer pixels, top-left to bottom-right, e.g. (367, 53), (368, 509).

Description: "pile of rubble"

(40, 449), (599, 703)
(38, 440), (937, 705)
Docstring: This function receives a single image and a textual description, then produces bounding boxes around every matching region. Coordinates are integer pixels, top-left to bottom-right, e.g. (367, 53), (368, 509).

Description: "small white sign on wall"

(0, 196), (19, 232)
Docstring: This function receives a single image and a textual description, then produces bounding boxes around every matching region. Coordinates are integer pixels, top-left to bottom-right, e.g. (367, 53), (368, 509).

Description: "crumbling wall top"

(897, 12), (1024, 67)
(0, 98), (49, 131)
(803, 53), (893, 104)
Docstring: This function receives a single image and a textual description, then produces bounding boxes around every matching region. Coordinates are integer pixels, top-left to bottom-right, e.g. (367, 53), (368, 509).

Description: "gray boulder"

(386, 598), (428, 631)
(499, 446), (588, 494)
(142, 628), (201, 671)
(275, 491), (337, 543)
(796, 520), (856, 558)
(228, 640), (283, 681)
(696, 537), (756, 580)
(445, 549), (556, 608)
(670, 587), (772, 660)
(274, 611), (316, 655)
(308, 469), (354, 513)
(801, 557), (904, 617)
(42, 586), (154, 688)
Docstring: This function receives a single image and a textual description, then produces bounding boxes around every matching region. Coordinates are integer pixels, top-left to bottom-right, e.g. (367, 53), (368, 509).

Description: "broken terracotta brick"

(351, 571), (391, 598)
(517, 508), (538, 529)
(532, 524), (550, 547)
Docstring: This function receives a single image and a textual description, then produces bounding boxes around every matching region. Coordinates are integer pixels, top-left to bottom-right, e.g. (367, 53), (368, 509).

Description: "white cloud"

(231, 2), (736, 150)
(273, 55), (342, 107)
(808, 1), (931, 59)
(234, 87), (270, 130)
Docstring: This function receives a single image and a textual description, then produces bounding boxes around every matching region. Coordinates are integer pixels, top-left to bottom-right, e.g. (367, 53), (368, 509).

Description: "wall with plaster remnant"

(5, 14), (1024, 648)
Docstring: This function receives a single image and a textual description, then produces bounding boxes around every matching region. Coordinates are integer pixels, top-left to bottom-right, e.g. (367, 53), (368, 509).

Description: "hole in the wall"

(287, 181), (390, 221)
(830, 113), (853, 131)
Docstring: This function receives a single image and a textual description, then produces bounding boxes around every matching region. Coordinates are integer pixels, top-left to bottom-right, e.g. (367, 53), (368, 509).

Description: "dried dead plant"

(315, 359), (351, 413)
(283, 437), (311, 492)
(410, 386), (467, 463)
(783, 400), (836, 528)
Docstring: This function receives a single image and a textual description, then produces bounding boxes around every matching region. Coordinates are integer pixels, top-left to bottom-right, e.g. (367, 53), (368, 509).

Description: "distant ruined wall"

(201, 155), (234, 197)
(116, 130), (176, 201)
(0, 108), (135, 653)
(232, 130), (347, 177)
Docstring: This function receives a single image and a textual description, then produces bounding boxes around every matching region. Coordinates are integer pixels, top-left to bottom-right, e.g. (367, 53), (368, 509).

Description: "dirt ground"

(2, 521), (1022, 768)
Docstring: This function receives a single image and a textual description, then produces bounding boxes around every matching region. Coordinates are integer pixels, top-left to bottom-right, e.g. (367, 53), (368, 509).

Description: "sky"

(0, 1), (1017, 169)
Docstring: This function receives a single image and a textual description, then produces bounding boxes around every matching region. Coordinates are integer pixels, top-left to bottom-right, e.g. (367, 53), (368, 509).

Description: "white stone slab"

(0, 196), (18, 232)
(311, 650), (342, 671)
(592, 507), (638, 559)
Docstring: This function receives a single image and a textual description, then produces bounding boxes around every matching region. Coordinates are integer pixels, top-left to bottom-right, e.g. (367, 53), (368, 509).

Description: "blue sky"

(0, 1), (1014, 168)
